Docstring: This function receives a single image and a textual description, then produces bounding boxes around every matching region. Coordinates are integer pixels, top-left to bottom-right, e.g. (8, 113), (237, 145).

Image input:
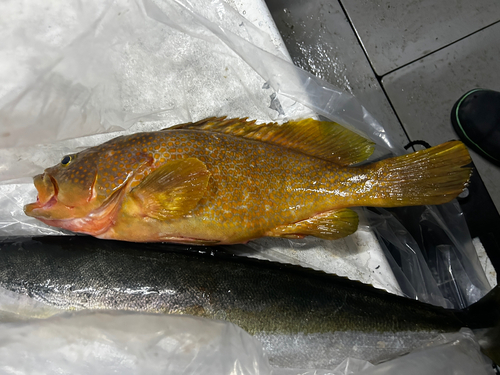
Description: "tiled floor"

(341, 0), (500, 76)
(266, 0), (500, 214)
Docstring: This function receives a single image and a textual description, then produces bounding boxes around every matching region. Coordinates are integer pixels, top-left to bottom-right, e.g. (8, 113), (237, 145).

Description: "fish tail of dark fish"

(358, 141), (472, 207)
(460, 285), (500, 364)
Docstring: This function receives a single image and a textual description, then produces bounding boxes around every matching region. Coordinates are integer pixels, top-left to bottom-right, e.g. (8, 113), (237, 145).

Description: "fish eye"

(61, 155), (73, 166)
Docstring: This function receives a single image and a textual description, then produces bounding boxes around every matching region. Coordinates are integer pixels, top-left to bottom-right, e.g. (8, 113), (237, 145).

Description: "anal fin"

(265, 209), (359, 240)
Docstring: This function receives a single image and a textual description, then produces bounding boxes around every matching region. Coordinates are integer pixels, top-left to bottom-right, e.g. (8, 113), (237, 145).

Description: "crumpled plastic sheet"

(420, 202), (493, 308)
(0, 311), (272, 375)
(274, 330), (495, 375)
(0, 311), (494, 375)
(236, 230), (405, 297)
(365, 205), (492, 309)
(352, 328), (495, 375)
(364, 208), (452, 308)
(0, 0), (394, 181)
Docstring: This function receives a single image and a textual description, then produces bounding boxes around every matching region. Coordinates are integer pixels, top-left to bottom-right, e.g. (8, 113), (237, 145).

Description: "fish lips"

(24, 173), (58, 217)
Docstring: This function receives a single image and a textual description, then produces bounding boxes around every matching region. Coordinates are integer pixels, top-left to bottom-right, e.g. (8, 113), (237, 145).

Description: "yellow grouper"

(25, 117), (472, 244)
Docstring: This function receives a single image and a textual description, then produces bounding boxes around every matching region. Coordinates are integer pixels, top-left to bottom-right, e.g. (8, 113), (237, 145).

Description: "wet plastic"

(365, 206), (492, 309)
(364, 208), (452, 308)
(0, 310), (494, 375)
(0, 311), (272, 375)
(0, 0), (392, 182)
(141, 0), (398, 153)
(352, 329), (495, 375)
(420, 202), (492, 308)
(275, 331), (494, 375)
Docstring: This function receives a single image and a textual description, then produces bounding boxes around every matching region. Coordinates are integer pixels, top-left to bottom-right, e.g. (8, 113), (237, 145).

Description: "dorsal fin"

(167, 117), (374, 166)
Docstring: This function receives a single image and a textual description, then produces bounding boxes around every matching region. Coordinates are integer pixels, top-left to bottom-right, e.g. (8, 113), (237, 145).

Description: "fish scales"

(0, 236), (498, 369)
(24, 117), (472, 244)
(98, 130), (354, 239)
(0, 237), (455, 333)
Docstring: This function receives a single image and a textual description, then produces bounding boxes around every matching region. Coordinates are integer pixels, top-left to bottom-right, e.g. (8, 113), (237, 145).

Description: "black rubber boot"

(451, 88), (500, 166)
(451, 89), (500, 166)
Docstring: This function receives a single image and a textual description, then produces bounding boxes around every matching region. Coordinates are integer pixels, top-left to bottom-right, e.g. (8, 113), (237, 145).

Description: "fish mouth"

(24, 173), (59, 216)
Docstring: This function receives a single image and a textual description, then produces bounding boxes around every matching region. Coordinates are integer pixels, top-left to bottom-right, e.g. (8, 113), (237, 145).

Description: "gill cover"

(46, 152), (98, 207)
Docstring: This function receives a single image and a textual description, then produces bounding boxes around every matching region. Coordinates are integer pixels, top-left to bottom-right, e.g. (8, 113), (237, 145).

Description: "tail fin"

(462, 285), (500, 364)
(360, 141), (472, 207)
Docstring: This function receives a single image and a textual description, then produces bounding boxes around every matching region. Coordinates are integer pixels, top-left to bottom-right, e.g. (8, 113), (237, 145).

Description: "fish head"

(24, 137), (153, 234)
(24, 149), (103, 221)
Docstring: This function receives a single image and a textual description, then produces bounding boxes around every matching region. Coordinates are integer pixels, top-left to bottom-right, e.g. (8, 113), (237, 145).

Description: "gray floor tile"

(265, 0), (409, 149)
(341, 0), (500, 75)
(382, 22), (500, 212)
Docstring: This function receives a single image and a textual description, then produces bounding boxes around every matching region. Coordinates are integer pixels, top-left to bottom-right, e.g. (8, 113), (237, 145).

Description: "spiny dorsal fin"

(168, 117), (375, 166)
(129, 158), (210, 221)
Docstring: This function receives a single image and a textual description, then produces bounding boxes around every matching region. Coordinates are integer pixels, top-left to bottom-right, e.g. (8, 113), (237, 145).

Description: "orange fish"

(24, 117), (471, 244)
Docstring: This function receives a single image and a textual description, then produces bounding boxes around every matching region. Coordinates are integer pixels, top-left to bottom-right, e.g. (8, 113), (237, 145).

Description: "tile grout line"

(379, 18), (500, 78)
(335, 0), (413, 149)
(336, 1), (500, 149)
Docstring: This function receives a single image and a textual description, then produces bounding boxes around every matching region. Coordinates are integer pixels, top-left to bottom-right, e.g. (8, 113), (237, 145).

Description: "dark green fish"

(0, 236), (498, 369)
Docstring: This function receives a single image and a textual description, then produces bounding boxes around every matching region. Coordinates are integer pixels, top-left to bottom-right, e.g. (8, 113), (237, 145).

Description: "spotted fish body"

(25, 118), (472, 244)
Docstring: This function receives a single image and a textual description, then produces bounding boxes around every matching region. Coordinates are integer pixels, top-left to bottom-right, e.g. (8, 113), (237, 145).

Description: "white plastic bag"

(0, 310), (494, 375)
(0, 311), (271, 375)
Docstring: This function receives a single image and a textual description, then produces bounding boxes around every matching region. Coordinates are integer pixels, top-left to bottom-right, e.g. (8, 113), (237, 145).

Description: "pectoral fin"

(265, 209), (359, 240)
(128, 158), (210, 220)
